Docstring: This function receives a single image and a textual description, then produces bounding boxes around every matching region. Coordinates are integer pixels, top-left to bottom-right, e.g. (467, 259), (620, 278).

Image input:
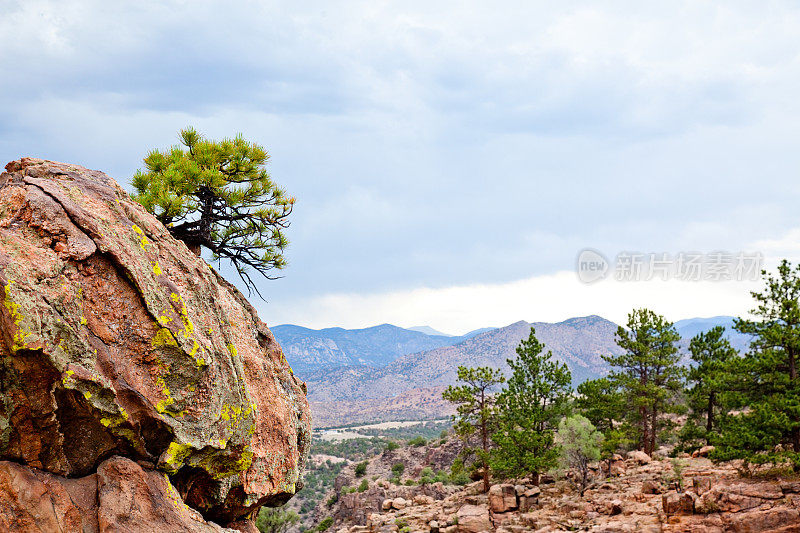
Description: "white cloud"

(260, 271), (761, 335)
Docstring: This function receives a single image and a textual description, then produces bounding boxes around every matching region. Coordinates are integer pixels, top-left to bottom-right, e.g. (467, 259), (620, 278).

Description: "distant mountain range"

(271, 323), (496, 374)
(674, 316), (752, 353)
(274, 315), (754, 427)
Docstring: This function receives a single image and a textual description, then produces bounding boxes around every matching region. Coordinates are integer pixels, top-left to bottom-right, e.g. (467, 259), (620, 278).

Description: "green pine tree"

(575, 377), (627, 472)
(678, 326), (737, 452)
(575, 377), (624, 435)
(442, 366), (505, 493)
(132, 127), (294, 295)
(713, 260), (800, 470)
(491, 327), (572, 485)
(603, 309), (683, 456)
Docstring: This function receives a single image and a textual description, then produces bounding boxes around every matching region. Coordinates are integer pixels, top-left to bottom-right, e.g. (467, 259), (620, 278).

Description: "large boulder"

(488, 483), (517, 513)
(0, 159), (311, 525)
(456, 504), (492, 533)
(627, 450), (651, 465)
(0, 456), (235, 532)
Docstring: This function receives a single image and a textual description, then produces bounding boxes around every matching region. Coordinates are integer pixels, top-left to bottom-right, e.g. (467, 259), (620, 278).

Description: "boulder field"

(0, 158), (311, 531)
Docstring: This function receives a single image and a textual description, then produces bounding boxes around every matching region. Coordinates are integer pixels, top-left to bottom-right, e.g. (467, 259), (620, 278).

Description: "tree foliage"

(575, 377), (624, 435)
(442, 365), (505, 492)
(603, 309), (683, 456)
(678, 326), (737, 452)
(132, 127), (294, 295)
(713, 260), (800, 469)
(575, 377), (627, 471)
(491, 327), (572, 484)
(256, 506), (300, 533)
(555, 414), (603, 496)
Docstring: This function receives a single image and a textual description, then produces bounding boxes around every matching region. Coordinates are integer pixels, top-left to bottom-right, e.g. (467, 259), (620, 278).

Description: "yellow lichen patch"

(227, 343), (237, 358)
(161, 442), (193, 474)
(83, 391), (92, 400)
(155, 376), (186, 417)
(189, 340), (206, 367)
(200, 447), (255, 480)
(131, 224), (149, 249)
(157, 315), (172, 326)
(61, 369), (75, 386)
(163, 473), (192, 516)
(152, 261), (163, 276)
(100, 407), (129, 428)
(170, 293), (194, 339)
(80, 316), (88, 325)
(152, 328), (178, 348)
(3, 281), (30, 352)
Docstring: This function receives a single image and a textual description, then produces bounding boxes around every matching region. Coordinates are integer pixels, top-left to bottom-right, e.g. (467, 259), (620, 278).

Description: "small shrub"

(419, 466), (434, 485)
(316, 517), (333, 532)
(391, 463), (405, 476)
(408, 436), (427, 447)
(325, 494), (337, 507)
(342, 486), (356, 494)
(404, 479), (416, 486)
(384, 441), (400, 452)
(670, 458), (687, 492)
(449, 470), (471, 486)
(256, 506), (299, 533)
(354, 461), (367, 477)
(357, 479), (369, 493)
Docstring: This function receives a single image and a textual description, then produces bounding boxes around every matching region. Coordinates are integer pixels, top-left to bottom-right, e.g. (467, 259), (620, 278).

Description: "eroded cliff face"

(0, 158), (311, 531)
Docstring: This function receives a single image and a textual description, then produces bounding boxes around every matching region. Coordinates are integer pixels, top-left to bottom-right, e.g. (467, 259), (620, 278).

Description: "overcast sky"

(2, 1), (800, 334)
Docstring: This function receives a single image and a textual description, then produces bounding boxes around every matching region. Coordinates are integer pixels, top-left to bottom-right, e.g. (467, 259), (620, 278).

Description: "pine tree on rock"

(491, 327), (572, 485)
(714, 260), (800, 470)
(442, 366), (505, 493)
(603, 308), (683, 456)
(678, 326), (737, 451)
(132, 127), (294, 296)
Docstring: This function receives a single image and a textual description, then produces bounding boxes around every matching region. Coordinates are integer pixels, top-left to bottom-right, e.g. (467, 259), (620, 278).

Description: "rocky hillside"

(0, 158), (311, 532)
(320, 441), (800, 533)
(273, 324), (484, 374)
(307, 316), (623, 426)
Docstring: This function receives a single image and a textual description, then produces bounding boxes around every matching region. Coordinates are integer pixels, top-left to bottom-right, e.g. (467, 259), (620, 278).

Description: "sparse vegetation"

(354, 461), (367, 477)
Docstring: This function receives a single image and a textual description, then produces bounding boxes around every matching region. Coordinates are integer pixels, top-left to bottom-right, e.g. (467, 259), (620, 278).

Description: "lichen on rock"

(0, 158), (311, 527)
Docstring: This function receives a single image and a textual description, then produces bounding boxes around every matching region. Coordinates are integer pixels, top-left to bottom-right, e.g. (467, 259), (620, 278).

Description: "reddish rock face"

(0, 456), (233, 532)
(0, 158), (311, 525)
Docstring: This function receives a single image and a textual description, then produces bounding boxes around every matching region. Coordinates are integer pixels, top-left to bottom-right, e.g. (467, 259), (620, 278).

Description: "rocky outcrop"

(333, 454), (800, 533)
(0, 159), (311, 529)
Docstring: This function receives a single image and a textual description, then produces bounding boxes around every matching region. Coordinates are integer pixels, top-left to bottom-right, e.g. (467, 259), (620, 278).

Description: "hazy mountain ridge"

(285, 315), (755, 426)
(303, 316), (623, 406)
(273, 323), (471, 373)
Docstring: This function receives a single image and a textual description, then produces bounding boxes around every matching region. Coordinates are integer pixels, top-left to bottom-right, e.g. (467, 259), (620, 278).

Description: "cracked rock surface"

(0, 158), (311, 530)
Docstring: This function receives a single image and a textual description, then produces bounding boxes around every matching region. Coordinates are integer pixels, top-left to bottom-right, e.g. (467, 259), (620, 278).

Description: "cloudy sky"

(2, 1), (800, 333)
